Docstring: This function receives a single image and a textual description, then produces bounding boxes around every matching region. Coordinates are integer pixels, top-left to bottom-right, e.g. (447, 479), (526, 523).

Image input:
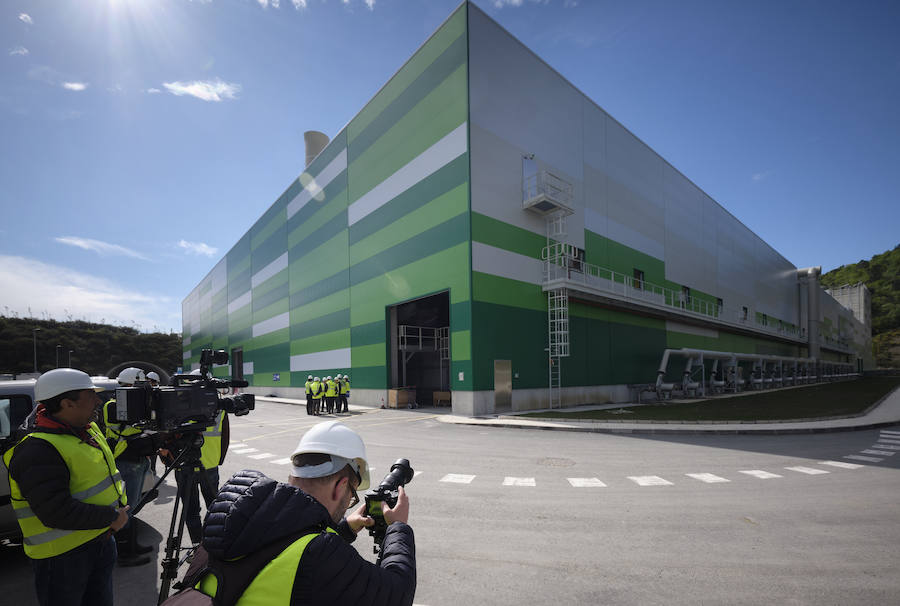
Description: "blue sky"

(1, 0), (898, 334)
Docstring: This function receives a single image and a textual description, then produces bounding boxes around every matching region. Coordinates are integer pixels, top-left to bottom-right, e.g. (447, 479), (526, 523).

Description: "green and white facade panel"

(183, 1), (870, 416)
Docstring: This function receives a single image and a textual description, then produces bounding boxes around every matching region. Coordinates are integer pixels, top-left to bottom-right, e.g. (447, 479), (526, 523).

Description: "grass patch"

(520, 376), (900, 422)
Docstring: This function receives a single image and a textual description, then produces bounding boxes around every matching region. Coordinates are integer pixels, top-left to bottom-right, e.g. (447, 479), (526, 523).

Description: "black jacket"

(7, 426), (119, 531)
(203, 470), (416, 606)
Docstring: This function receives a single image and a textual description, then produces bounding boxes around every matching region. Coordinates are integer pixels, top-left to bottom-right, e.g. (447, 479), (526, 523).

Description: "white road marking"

(231, 448), (259, 454)
(628, 476), (673, 486)
(228, 443), (247, 449)
(861, 449), (895, 456)
(414, 470), (423, 478)
(503, 477), (536, 487)
(872, 443), (900, 450)
(567, 477), (607, 488)
(739, 470), (782, 479)
(270, 458), (292, 465)
(248, 453), (275, 460)
(785, 466), (829, 475)
(819, 460), (863, 469)
(874, 438), (900, 445)
(686, 473), (730, 483)
(440, 474), (475, 484)
(879, 430), (900, 436)
(845, 454), (883, 462)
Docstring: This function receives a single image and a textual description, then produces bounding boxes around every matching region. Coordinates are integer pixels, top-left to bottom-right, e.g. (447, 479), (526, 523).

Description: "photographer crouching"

(168, 421), (416, 605)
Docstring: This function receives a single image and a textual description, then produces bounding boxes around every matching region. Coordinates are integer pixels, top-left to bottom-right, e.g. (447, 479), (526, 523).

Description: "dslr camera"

(109, 348), (255, 432)
(364, 458), (414, 553)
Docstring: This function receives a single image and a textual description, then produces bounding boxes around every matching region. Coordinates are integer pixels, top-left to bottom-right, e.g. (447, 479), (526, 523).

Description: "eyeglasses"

(347, 481), (359, 509)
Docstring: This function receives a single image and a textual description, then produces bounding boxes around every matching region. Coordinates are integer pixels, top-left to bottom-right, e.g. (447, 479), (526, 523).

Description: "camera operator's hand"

(110, 506), (130, 532)
(346, 503), (375, 535)
(383, 485), (409, 525)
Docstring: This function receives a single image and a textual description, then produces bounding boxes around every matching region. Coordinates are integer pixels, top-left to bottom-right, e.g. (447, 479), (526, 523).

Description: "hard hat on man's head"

(146, 371), (160, 382)
(35, 368), (104, 402)
(308, 375), (313, 380)
(290, 421), (369, 490)
(117, 367), (146, 386)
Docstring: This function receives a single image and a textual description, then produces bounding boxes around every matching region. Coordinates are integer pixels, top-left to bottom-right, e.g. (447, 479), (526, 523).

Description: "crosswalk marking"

(503, 477), (536, 487)
(270, 458), (292, 465)
(231, 448), (259, 454)
(861, 449), (895, 456)
(879, 430), (900, 436)
(819, 460), (863, 470)
(873, 439), (900, 445)
(248, 453), (275, 460)
(872, 444), (900, 450)
(440, 474), (475, 484)
(628, 475), (673, 486)
(739, 470), (782, 479)
(228, 443), (247, 450)
(785, 466), (829, 475)
(845, 454), (882, 462)
(567, 477), (607, 488)
(686, 473), (730, 483)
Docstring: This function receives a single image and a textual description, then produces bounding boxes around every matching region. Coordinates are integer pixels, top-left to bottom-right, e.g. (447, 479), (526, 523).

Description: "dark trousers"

(310, 397), (321, 415)
(33, 534), (117, 606)
(175, 466), (220, 544)
(338, 395), (348, 412)
(325, 396), (336, 414)
(306, 394), (313, 415)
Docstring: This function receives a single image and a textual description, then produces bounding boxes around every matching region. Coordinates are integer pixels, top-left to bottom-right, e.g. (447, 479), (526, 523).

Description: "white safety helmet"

(189, 369), (202, 376)
(35, 368), (104, 402)
(308, 375), (313, 380)
(326, 375), (332, 381)
(117, 367), (146, 386)
(314, 376), (321, 382)
(146, 371), (161, 382)
(290, 421), (370, 490)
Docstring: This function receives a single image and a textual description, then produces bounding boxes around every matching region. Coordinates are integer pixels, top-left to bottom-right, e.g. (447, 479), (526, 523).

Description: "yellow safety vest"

(197, 529), (337, 605)
(3, 422), (126, 559)
(103, 399), (142, 458)
(199, 411), (225, 470)
(339, 379), (349, 395)
(325, 380), (337, 398)
(310, 381), (322, 398)
(304, 380), (312, 395)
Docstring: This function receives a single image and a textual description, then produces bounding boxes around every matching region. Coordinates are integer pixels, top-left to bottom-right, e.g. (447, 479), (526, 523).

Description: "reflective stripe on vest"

(310, 382), (322, 398)
(199, 411), (226, 470)
(103, 399), (142, 458)
(304, 380), (312, 395)
(3, 422), (125, 559)
(325, 380), (337, 398)
(339, 380), (349, 395)
(197, 529), (337, 605)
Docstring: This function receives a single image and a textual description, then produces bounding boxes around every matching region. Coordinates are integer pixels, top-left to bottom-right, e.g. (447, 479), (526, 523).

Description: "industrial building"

(182, 1), (872, 416)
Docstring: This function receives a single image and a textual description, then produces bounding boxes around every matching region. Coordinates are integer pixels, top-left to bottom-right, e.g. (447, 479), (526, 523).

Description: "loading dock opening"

(389, 291), (450, 407)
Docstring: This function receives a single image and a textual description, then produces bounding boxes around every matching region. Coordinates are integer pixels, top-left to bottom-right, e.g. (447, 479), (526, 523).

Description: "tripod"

(130, 428), (206, 605)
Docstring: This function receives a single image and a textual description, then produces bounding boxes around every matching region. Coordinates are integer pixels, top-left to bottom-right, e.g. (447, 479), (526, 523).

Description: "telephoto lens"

(364, 458), (414, 553)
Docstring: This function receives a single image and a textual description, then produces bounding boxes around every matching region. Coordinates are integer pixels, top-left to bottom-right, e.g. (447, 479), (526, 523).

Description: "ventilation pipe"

(304, 130), (330, 168)
(798, 266), (822, 360)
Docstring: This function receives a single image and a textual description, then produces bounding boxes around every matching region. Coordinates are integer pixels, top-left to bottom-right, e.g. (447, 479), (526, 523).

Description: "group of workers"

(304, 373), (351, 416)
(3, 366), (417, 606)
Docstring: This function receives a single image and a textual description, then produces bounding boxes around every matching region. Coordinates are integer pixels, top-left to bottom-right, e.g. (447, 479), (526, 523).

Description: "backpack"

(161, 531), (315, 606)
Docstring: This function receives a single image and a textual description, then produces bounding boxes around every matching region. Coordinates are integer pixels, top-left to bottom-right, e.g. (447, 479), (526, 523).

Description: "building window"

(716, 297), (723, 316)
(567, 247), (585, 273)
(761, 313), (768, 326)
(681, 286), (691, 308)
(633, 268), (644, 290)
(742, 306), (749, 321)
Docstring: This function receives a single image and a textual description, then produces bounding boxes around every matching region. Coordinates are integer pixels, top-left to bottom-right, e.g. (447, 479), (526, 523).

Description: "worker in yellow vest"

(339, 374), (351, 413)
(4, 368), (130, 606)
(309, 376), (324, 415)
(324, 375), (338, 414)
(175, 409), (228, 545)
(305, 375), (314, 415)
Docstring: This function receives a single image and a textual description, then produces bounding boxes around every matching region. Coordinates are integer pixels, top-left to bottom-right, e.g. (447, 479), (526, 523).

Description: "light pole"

(68, 350), (74, 367)
(32, 328), (41, 373)
(56, 344), (62, 368)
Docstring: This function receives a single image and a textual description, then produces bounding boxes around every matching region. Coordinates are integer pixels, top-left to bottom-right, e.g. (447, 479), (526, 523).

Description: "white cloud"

(0, 255), (180, 333)
(178, 240), (218, 257)
(752, 170), (773, 182)
(163, 78), (241, 102)
(18, 13), (33, 25)
(493, 0), (524, 7)
(62, 82), (88, 91)
(55, 236), (149, 260)
(292, 0), (307, 7)
(365, 0), (375, 9)
(10, 46), (29, 56)
(257, 0), (280, 7)
(146, 88), (162, 94)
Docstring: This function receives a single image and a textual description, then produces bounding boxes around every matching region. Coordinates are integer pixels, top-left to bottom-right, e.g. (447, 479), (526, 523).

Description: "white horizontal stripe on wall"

(243, 361), (254, 376)
(348, 122), (468, 226)
(289, 348), (352, 372)
(252, 312), (290, 338)
(228, 290), (252, 315)
(251, 252), (289, 289)
(472, 241), (542, 285)
(287, 149), (348, 220)
(183, 334), (191, 346)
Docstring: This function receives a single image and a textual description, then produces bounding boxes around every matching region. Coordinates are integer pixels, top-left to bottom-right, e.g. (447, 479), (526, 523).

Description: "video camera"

(109, 349), (255, 432)
(364, 458), (414, 553)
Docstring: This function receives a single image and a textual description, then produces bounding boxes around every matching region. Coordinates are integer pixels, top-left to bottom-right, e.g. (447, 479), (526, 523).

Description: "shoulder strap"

(181, 529), (327, 606)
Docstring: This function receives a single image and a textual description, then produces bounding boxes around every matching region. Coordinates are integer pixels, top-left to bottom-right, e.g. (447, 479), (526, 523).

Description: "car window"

(0, 398), (10, 438)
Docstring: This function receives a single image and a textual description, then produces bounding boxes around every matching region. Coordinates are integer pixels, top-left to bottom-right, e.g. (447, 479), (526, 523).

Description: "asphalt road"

(3, 401), (899, 605)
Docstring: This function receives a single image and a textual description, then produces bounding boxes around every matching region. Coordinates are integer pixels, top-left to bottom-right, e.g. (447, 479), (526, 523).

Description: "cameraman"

(194, 421), (416, 605)
(4, 369), (130, 606)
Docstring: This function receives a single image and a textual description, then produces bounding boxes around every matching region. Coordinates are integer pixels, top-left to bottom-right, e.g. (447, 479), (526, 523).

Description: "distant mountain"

(821, 243), (900, 367)
(0, 316), (181, 377)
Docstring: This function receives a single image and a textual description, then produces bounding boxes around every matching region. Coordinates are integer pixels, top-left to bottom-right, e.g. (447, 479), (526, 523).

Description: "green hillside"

(0, 316), (181, 377)
(821, 243), (900, 367)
